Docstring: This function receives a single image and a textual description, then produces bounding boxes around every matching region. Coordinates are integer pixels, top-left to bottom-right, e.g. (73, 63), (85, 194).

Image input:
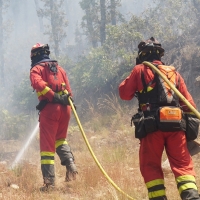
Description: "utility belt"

(131, 106), (189, 139)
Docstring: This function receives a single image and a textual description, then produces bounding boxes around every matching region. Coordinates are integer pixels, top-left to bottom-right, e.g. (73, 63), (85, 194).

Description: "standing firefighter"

(119, 37), (200, 200)
(30, 43), (78, 191)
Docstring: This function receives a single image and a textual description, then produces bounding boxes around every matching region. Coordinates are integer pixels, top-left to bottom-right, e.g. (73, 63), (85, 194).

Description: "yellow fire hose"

(67, 96), (135, 200)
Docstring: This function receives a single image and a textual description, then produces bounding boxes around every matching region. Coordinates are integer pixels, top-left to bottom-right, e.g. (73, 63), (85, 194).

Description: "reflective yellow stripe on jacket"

(37, 86), (51, 97)
(37, 86), (67, 97)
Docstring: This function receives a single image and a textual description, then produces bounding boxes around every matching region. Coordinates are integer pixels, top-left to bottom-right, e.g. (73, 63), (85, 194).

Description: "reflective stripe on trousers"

(40, 151), (55, 185)
(146, 179), (166, 199)
(176, 175), (200, 200)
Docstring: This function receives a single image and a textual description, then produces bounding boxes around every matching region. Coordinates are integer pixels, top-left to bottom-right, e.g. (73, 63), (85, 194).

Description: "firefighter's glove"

(52, 93), (71, 106)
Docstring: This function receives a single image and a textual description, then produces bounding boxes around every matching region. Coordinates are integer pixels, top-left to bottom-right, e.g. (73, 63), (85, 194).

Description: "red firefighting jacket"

(30, 61), (72, 102)
(119, 60), (196, 112)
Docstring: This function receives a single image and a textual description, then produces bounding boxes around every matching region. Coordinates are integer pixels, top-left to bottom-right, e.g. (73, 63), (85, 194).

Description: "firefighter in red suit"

(30, 43), (78, 191)
(119, 37), (200, 200)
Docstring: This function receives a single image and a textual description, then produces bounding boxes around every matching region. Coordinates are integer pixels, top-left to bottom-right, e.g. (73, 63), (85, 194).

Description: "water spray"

(11, 123), (39, 169)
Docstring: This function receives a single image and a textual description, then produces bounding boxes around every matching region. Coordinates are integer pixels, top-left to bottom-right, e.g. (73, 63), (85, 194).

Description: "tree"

(110, 0), (116, 25)
(74, 0), (200, 105)
(100, 0), (106, 45)
(79, 0), (99, 48)
(0, 0), (4, 86)
(80, 0), (123, 47)
(34, 0), (44, 33)
(38, 0), (68, 57)
(0, 0), (11, 87)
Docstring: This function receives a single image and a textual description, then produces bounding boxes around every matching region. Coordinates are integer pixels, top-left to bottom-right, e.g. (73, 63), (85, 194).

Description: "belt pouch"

(131, 112), (146, 139)
(185, 114), (200, 141)
(143, 115), (157, 134)
(157, 106), (186, 132)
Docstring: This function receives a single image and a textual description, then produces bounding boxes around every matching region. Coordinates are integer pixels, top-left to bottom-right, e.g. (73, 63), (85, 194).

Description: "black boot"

(181, 188), (200, 200)
(40, 164), (55, 192)
(65, 158), (78, 182)
(40, 177), (55, 192)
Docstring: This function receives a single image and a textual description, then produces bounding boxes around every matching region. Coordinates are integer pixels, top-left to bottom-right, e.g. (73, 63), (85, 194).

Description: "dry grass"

(1, 100), (200, 199)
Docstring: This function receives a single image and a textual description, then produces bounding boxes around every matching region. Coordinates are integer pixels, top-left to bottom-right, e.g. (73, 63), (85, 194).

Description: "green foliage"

(72, 0), (200, 106)
(57, 55), (76, 76)
(142, 0), (196, 40)
(12, 73), (38, 113)
(71, 15), (146, 100)
(0, 76), (38, 139)
(0, 72), (39, 139)
(72, 47), (119, 96)
(0, 108), (36, 139)
(79, 0), (124, 47)
(105, 16), (145, 55)
(0, 72), (38, 139)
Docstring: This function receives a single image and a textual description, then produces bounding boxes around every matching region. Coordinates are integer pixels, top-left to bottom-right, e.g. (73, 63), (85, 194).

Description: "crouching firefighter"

(119, 37), (200, 200)
(29, 43), (78, 191)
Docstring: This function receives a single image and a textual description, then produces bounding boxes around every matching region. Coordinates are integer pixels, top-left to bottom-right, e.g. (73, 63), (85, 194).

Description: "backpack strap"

(141, 71), (157, 94)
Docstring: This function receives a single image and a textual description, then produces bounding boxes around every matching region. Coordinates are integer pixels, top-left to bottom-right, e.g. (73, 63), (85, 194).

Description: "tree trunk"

(34, 0), (44, 33)
(110, 0), (116, 25)
(50, 0), (59, 57)
(100, 0), (106, 45)
(85, 8), (98, 48)
(0, 0), (4, 86)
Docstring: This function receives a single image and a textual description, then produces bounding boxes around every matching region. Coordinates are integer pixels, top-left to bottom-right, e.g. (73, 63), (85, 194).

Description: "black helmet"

(136, 37), (164, 64)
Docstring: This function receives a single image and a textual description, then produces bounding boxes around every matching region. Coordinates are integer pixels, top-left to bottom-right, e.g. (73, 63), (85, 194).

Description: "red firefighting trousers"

(39, 103), (73, 185)
(39, 103), (71, 152)
(139, 130), (199, 199)
(139, 130), (195, 183)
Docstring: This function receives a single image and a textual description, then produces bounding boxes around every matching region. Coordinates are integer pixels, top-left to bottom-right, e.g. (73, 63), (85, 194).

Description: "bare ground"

(0, 124), (200, 200)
